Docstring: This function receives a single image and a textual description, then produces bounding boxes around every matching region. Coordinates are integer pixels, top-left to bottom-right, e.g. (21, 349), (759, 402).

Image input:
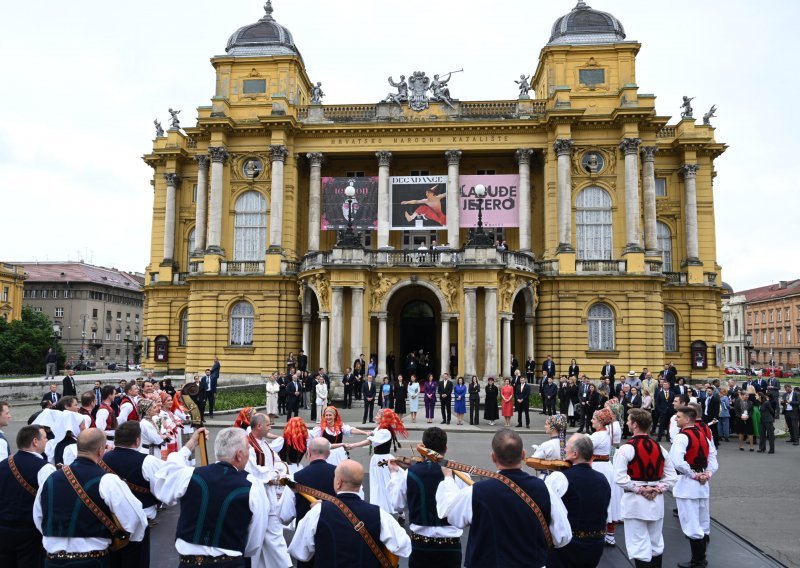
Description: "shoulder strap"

(8, 456), (37, 497)
(97, 459), (152, 496)
(62, 466), (129, 543)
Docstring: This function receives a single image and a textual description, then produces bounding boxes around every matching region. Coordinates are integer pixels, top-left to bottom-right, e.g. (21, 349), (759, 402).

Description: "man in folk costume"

(117, 383), (139, 425)
(613, 408), (677, 568)
(33, 428), (147, 568)
(545, 433), (611, 568)
(670, 406), (718, 568)
(95, 385), (118, 447)
(288, 459), (411, 567)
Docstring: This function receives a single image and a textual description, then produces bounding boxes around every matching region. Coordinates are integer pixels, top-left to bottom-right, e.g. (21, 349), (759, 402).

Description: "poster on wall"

(459, 174), (520, 227)
(320, 177), (379, 230)
(390, 175), (448, 230)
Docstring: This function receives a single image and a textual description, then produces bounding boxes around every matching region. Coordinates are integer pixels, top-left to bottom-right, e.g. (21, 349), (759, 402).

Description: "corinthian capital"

(619, 137), (641, 155)
(163, 173), (181, 186)
(208, 147), (229, 163)
(515, 148), (534, 165)
(376, 151), (392, 167)
(680, 164), (700, 178)
(445, 149), (462, 166)
(195, 155), (209, 168)
(270, 145), (288, 162)
(640, 146), (658, 162)
(306, 152), (324, 167)
(553, 138), (573, 156)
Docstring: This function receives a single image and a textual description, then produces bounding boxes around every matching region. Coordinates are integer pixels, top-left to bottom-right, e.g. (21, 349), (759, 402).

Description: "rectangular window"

(116, 312), (121, 320)
(727, 347), (732, 363)
(34, 306), (42, 313)
(115, 333), (121, 341)
(734, 319), (739, 336)
(106, 310), (112, 319)
(105, 332), (111, 341)
(769, 310), (774, 322)
(134, 334), (139, 342)
(64, 290), (72, 299)
(762, 311), (766, 324)
(115, 349), (121, 356)
(92, 308), (98, 318)
(763, 332), (767, 344)
(91, 332), (96, 340)
(106, 349), (111, 356)
(726, 321), (730, 337)
(345, 171), (365, 178)
(735, 346), (740, 364)
(476, 169), (496, 175)
(1, 287), (7, 302)
(30, 290), (38, 299)
(409, 170), (430, 176)
(54, 307), (64, 318)
(41, 290), (50, 299)
(770, 331), (775, 344)
(778, 309), (782, 322)
(579, 68), (605, 86)
(135, 314), (140, 323)
(52, 290), (59, 299)
(243, 79), (266, 94)
(655, 178), (667, 197)
(126, 313), (130, 322)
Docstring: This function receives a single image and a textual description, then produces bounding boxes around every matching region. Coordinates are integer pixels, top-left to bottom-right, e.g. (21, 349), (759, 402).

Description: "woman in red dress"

(501, 378), (515, 427)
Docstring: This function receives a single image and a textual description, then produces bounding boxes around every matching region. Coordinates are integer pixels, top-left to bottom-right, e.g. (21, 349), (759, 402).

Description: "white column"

(554, 139), (574, 252)
(376, 151), (392, 249)
(206, 147), (228, 253)
(440, 316), (451, 376)
(464, 287), (477, 377)
(330, 287), (344, 373)
(350, 287), (364, 365)
(502, 316), (512, 378)
(681, 164), (700, 262)
(445, 150), (462, 247)
(193, 155), (208, 254)
(377, 313), (387, 376)
(269, 145), (288, 249)
(162, 173), (180, 263)
(307, 153), (324, 251)
(525, 316), (535, 360)
(484, 288), (498, 377)
(319, 313), (329, 372)
(641, 146), (659, 255)
(515, 149), (534, 252)
(302, 316), (312, 361)
(620, 137), (642, 251)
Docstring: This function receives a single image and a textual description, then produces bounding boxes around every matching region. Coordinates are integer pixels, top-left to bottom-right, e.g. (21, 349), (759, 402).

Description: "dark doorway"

(399, 300), (436, 378)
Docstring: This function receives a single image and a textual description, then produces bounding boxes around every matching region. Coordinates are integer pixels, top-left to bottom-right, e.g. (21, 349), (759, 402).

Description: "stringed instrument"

(180, 383), (209, 466)
(524, 455), (609, 471)
(377, 454), (475, 486)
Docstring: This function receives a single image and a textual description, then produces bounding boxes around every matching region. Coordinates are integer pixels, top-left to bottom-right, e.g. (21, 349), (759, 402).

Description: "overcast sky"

(1, 0), (796, 291)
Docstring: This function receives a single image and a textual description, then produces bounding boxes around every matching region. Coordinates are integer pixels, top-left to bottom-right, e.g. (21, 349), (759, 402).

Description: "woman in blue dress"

(453, 376), (467, 425)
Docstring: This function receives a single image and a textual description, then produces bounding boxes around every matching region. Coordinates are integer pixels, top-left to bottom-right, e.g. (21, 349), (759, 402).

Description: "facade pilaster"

(330, 287), (344, 373)
(515, 149), (534, 252)
(206, 147), (228, 254)
(484, 287), (498, 378)
(554, 139), (574, 252)
(376, 151), (392, 248)
(162, 173), (180, 264)
(445, 150), (462, 247)
(307, 153), (324, 252)
(620, 137), (643, 251)
(641, 146), (659, 256)
(193, 156), (208, 255)
(464, 287), (477, 377)
(269, 145), (289, 250)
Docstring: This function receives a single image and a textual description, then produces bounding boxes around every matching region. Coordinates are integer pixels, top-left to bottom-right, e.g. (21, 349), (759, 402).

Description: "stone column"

(445, 150), (462, 248)
(525, 316), (535, 360)
(440, 315), (451, 376)
(680, 164), (701, 263)
(502, 315), (512, 378)
(193, 155), (208, 254)
(307, 153), (324, 252)
(515, 149), (534, 252)
(484, 288), (498, 377)
(620, 137), (642, 251)
(377, 313), (388, 376)
(350, 287), (364, 365)
(162, 173), (180, 264)
(206, 147), (228, 253)
(302, 315), (312, 361)
(554, 139), (574, 252)
(330, 287), (344, 373)
(269, 145), (289, 249)
(376, 151), (392, 249)
(318, 314), (329, 371)
(464, 287), (477, 377)
(641, 146), (659, 255)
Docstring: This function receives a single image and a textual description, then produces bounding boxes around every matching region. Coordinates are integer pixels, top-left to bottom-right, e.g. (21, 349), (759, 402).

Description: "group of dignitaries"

(0, 388), (719, 568)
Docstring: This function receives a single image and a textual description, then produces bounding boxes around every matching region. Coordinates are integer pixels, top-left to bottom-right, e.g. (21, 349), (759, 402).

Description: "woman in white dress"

(531, 414), (568, 478)
(314, 375), (328, 423)
(345, 408), (408, 515)
(309, 406), (370, 465)
(265, 374), (280, 418)
(270, 416), (309, 475)
(137, 398), (166, 456)
(407, 374), (420, 423)
(590, 407), (623, 546)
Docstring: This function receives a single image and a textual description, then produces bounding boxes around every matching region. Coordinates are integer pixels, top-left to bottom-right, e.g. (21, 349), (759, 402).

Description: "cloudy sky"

(1, 0), (796, 291)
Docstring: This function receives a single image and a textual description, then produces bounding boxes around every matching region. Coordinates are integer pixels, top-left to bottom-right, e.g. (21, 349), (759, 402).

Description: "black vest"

(407, 460), (450, 527)
(40, 458), (113, 539)
(467, 469), (551, 568)
(175, 461), (252, 552)
(0, 451), (49, 526)
(294, 459), (336, 521)
(279, 444), (306, 465)
(315, 493), (382, 568)
(560, 463), (610, 536)
(54, 436), (76, 466)
(102, 447), (159, 509)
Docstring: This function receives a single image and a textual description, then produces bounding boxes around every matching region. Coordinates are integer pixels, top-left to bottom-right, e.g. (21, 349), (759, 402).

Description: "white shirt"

(669, 428), (719, 500)
(95, 406), (114, 437)
(118, 400), (136, 425)
(386, 465), (467, 537)
(287, 491), (411, 562)
(669, 415), (680, 441)
(532, 437), (563, 460)
(138, 420), (164, 455)
(0, 432), (8, 461)
(612, 442), (677, 521)
(112, 447), (166, 520)
(33, 466), (147, 552)
(153, 447), (270, 558)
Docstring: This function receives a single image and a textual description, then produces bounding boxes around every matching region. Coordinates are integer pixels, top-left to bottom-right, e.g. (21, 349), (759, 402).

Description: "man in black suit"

(702, 385), (721, 448)
(542, 376), (557, 416)
(525, 356), (536, 383)
(362, 375), (376, 423)
(765, 374), (781, 396)
(354, 353), (367, 376)
(781, 385), (800, 445)
(297, 349), (308, 373)
(542, 355), (556, 379)
(438, 373), (453, 424)
(600, 360), (616, 392)
(672, 377), (688, 398)
(42, 383), (61, 407)
(654, 379), (675, 441)
(515, 376), (531, 428)
(342, 367), (354, 409)
(286, 372), (302, 419)
(62, 370), (77, 396)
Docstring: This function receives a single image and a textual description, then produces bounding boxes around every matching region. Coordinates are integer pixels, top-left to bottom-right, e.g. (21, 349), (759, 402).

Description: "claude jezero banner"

(459, 174), (520, 228)
(320, 177), (379, 230)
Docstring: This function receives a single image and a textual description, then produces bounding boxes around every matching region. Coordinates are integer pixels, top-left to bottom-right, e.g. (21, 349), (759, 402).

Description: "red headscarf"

(284, 417), (309, 453)
(171, 393), (187, 414)
(322, 406), (344, 435)
(234, 407), (254, 429)
(378, 409), (408, 439)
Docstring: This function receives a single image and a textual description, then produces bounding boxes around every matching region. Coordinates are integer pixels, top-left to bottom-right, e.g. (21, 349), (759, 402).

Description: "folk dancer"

(531, 414), (568, 476)
(590, 407), (623, 546)
(309, 406), (370, 466)
(95, 386), (118, 447)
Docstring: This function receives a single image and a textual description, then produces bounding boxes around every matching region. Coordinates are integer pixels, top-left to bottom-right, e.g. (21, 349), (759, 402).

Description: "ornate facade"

(0, 263), (26, 322)
(143, 2), (725, 379)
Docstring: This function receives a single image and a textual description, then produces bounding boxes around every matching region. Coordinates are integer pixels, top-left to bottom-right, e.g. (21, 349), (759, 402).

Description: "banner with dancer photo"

(459, 174), (520, 227)
(390, 175), (448, 230)
(320, 177), (379, 230)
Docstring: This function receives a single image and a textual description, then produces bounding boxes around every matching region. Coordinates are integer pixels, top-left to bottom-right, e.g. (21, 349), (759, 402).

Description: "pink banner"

(459, 175), (520, 227)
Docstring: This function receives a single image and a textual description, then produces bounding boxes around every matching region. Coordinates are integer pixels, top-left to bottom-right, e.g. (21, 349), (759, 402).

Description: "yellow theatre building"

(142, 1), (725, 381)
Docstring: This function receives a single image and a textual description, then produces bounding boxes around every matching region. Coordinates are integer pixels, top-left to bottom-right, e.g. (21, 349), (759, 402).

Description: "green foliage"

(0, 307), (65, 374)
(214, 386), (266, 412)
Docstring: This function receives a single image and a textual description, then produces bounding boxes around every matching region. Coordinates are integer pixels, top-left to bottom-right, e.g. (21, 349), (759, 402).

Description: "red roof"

(737, 279), (800, 303)
(16, 262), (143, 292)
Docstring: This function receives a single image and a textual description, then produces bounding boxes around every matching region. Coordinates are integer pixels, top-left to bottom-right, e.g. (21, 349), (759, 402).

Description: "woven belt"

(410, 532), (460, 546)
(47, 550), (109, 560)
(179, 554), (240, 565)
(572, 529), (606, 539)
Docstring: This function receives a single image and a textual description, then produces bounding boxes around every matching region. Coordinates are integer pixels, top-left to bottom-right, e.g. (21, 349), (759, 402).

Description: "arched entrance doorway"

(400, 300), (436, 373)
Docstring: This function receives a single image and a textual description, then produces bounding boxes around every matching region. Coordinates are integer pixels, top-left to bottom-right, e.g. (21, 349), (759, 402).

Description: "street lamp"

(744, 331), (753, 376)
(469, 183), (494, 246)
(336, 182), (361, 248)
(124, 326), (131, 372)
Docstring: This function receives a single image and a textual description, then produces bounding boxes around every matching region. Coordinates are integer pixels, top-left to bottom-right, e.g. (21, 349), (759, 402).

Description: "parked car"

(760, 366), (786, 378)
(790, 368), (800, 377)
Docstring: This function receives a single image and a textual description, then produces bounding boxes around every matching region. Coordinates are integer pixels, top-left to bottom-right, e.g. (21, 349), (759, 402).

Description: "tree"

(0, 306), (65, 374)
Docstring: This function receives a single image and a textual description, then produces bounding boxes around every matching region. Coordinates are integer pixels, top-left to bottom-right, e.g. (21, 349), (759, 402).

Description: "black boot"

(634, 560), (651, 568)
(677, 538), (707, 568)
(651, 554), (662, 568)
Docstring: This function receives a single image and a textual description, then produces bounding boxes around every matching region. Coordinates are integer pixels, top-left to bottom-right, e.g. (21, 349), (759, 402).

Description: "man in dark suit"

(342, 367), (354, 409)
(702, 385), (721, 448)
(542, 376), (557, 416)
(781, 385), (800, 445)
(542, 355), (556, 379)
(525, 356), (536, 383)
(510, 354), (519, 377)
(660, 363), (677, 388)
(207, 356), (220, 418)
(516, 376), (531, 428)
(199, 369), (210, 419)
(654, 379), (675, 441)
(354, 354), (367, 376)
(62, 370), (77, 396)
(438, 373), (453, 424)
(286, 372), (302, 419)
(600, 360), (616, 392)
(42, 383), (61, 407)
(766, 374), (781, 396)
(672, 377), (688, 398)
(362, 375), (376, 423)
(297, 349), (308, 373)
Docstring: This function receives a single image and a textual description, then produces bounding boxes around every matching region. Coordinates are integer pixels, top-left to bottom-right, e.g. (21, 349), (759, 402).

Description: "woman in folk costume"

(604, 398), (624, 447)
(531, 414), (568, 477)
(168, 392), (187, 453)
(233, 406), (256, 431)
(271, 416), (309, 474)
(591, 407), (623, 546)
(309, 406), (370, 466)
(345, 408), (408, 514)
(137, 398), (166, 456)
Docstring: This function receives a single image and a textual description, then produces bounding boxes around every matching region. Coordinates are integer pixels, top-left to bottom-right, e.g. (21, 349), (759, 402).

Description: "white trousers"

(624, 517), (664, 561)
(676, 497), (710, 539)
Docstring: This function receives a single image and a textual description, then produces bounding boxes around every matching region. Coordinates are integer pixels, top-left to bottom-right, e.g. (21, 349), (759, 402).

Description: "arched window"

(179, 309), (189, 347)
(664, 311), (677, 352)
(230, 301), (254, 346)
(576, 187), (612, 260)
(588, 303), (615, 350)
(234, 191), (267, 261)
(657, 222), (672, 272)
(187, 228), (196, 265)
